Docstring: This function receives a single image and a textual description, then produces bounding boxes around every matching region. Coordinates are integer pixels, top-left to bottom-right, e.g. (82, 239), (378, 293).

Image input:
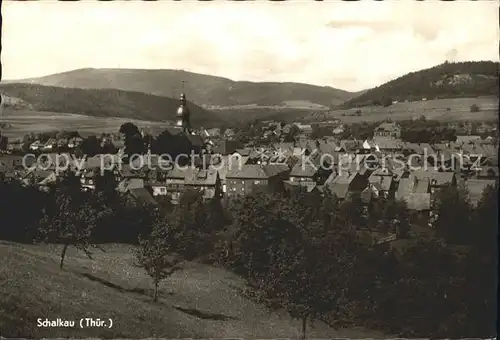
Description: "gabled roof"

(128, 188), (158, 206)
(410, 170), (455, 186)
(405, 193), (431, 211)
(213, 140), (241, 155)
(325, 172), (359, 199)
(369, 174), (393, 192)
(289, 159), (319, 178)
(184, 168), (219, 186)
(375, 122), (401, 132)
(117, 178), (144, 193)
(396, 177), (431, 211)
(226, 164), (288, 179)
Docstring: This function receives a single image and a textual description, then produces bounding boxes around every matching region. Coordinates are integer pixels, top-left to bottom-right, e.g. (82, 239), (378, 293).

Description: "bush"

(470, 104), (480, 112)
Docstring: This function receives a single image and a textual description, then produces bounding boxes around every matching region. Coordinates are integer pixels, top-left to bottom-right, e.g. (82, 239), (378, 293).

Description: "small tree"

(38, 188), (98, 270)
(470, 104), (480, 113)
(136, 208), (183, 302)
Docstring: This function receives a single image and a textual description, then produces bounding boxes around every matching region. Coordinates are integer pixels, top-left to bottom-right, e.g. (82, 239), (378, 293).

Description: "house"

(0, 155), (34, 172)
(368, 168), (395, 198)
(68, 137), (84, 149)
(372, 137), (404, 153)
(144, 169), (168, 197)
(294, 123), (313, 135)
(29, 141), (41, 151)
(226, 164), (289, 197)
(456, 135), (481, 144)
(373, 122), (401, 138)
(223, 128), (236, 140)
(164, 166), (188, 203)
(213, 139), (242, 155)
(288, 152), (331, 190)
(473, 166), (499, 179)
(21, 168), (57, 189)
(465, 179), (497, 207)
(117, 178), (158, 207)
(184, 167), (222, 200)
(410, 170), (456, 194)
(206, 128), (221, 138)
(324, 171), (366, 200)
(396, 177), (431, 212)
(40, 138), (58, 152)
(6, 139), (23, 153)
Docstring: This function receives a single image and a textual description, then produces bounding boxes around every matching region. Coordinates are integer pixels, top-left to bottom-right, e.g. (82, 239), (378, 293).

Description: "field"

(324, 96), (499, 124)
(212, 97), (498, 124)
(1, 97), (497, 139)
(0, 241), (385, 338)
(0, 110), (174, 139)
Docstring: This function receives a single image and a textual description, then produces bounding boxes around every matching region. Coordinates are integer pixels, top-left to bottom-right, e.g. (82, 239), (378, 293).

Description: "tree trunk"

(301, 316), (307, 340)
(60, 244), (68, 270)
(153, 281), (158, 302)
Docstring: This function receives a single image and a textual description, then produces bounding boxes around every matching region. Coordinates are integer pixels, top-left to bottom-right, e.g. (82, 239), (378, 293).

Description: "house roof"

(456, 135), (481, 144)
(128, 188), (158, 206)
(213, 140), (241, 155)
(373, 137), (403, 150)
(410, 170), (455, 186)
(405, 193), (431, 211)
(395, 178), (431, 210)
(184, 168), (219, 186)
(361, 186), (374, 203)
(375, 122), (400, 132)
(369, 174), (393, 191)
(325, 172), (359, 199)
(226, 164), (288, 179)
(117, 178), (144, 193)
(234, 148), (251, 157)
(466, 179), (497, 207)
(289, 159), (319, 177)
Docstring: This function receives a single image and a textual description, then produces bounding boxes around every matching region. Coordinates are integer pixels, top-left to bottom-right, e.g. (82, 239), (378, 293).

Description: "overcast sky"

(2, 1), (498, 92)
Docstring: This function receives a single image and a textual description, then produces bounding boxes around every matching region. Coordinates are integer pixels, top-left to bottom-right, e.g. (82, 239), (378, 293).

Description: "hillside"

(343, 61), (498, 108)
(8, 68), (354, 109)
(0, 242), (383, 338)
(0, 83), (223, 127)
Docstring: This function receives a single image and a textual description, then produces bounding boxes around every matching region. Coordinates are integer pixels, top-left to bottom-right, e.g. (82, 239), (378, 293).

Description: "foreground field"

(0, 242), (384, 338)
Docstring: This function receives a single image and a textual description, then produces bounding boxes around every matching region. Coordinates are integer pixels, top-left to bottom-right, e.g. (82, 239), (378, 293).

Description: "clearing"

(0, 241), (385, 338)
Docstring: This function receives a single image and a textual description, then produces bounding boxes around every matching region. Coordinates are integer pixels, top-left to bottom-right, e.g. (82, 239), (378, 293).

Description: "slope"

(0, 242), (384, 338)
(0, 83), (223, 127)
(343, 61), (498, 108)
(9, 68), (354, 108)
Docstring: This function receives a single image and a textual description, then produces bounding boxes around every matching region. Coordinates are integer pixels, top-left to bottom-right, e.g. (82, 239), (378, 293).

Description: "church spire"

(175, 91), (191, 133)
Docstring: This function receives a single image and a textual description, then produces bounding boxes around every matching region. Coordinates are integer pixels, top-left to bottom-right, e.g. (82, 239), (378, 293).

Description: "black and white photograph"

(0, 0), (498, 338)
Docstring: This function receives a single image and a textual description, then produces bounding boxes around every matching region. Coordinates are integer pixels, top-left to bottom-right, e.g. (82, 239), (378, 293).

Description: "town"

(0, 1), (498, 338)
(0, 90), (497, 338)
(1, 93), (497, 214)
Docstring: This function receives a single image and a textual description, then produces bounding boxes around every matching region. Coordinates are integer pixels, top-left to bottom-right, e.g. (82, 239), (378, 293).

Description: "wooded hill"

(342, 61), (498, 108)
(0, 83), (224, 127)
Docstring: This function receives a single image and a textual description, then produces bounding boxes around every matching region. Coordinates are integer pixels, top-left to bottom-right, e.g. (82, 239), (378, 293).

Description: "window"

(254, 180), (261, 185)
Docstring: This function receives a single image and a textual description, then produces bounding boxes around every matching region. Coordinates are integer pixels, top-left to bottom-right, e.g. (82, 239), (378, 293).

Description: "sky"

(2, 0), (499, 92)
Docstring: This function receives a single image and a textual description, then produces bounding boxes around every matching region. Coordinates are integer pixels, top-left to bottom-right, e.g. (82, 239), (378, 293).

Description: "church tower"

(175, 93), (191, 133)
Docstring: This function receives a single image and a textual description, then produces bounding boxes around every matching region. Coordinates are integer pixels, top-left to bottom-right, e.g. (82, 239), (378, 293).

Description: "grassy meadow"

(0, 241), (385, 338)
(325, 96), (499, 123)
(0, 110), (174, 139)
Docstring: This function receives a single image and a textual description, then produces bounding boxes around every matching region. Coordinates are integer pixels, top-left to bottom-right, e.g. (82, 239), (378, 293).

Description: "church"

(152, 92), (209, 165)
